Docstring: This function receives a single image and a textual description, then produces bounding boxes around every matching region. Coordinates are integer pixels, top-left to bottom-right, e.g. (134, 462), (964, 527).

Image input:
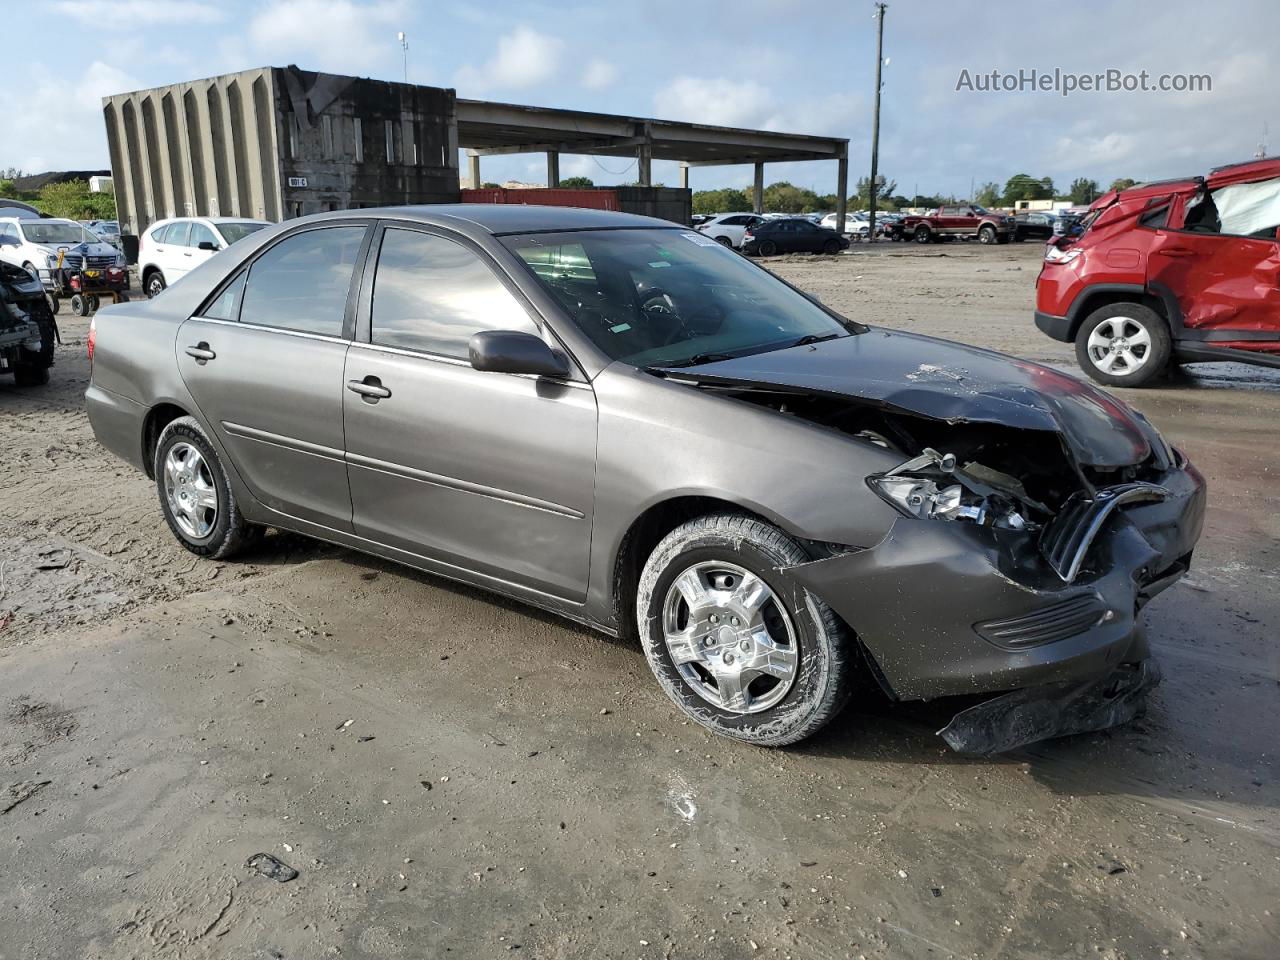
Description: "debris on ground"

(246, 852), (299, 883)
(3, 779), (52, 814)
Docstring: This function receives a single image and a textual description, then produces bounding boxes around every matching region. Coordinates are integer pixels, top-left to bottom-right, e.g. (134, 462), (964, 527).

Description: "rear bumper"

(1034, 310), (1073, 342)
(85, 382), (148, 472)
(785, 460), (1206, 702)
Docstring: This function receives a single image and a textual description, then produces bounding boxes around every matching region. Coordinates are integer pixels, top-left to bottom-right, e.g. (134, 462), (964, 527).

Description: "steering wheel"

(639, 288), (695, 346)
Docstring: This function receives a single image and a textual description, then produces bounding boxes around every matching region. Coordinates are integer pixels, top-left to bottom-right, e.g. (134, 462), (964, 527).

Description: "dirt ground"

(2, 242), (1278, 960)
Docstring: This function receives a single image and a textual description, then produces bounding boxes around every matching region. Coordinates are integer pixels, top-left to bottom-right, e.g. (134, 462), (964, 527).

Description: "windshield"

(971, 205), (990, 214)
(218, 222), (267, 244)
(20, 221), (93, 245)
(501, 228), (860, 368)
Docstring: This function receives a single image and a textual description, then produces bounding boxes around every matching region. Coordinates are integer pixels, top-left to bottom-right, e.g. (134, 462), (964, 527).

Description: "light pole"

(868, 3), (888, 240)
(398, 32), (409, 83)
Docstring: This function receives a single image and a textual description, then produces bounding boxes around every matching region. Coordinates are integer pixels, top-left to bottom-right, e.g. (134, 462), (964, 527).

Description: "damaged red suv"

(1035, 157), (1280, 386)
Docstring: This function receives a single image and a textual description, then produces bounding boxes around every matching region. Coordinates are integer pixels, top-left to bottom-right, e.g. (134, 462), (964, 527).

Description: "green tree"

(1068, 177), (1100, 204)
(692, 187), (752, 215)
(850, 175), (898, 209)
(762, 181), (823, 213)
(558, 176), (594, 188)
(975, 181), (1002, 207)
(1109, 177), (1139, 192)
(34, 180), (116, 220)
(1001, 173), (1054, 205)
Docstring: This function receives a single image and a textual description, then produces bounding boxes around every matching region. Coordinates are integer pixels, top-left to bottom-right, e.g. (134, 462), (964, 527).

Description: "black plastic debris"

(246, 852), (298, 883)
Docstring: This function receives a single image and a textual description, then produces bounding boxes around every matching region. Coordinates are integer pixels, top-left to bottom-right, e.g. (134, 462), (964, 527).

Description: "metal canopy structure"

(456, 98), (850, 228)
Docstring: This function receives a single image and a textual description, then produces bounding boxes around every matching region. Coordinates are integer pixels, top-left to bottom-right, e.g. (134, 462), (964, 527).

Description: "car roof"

(284, 203), (683, 236)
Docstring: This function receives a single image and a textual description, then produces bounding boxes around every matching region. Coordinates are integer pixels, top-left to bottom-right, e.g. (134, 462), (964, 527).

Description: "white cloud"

(581, 58), (618, 90)
(247, 0), (407, 77)
(3, 60), (139, 172)
(51, 0), (224, 27)
(455, 26), (563, 94)
(654, 76), (778, 128)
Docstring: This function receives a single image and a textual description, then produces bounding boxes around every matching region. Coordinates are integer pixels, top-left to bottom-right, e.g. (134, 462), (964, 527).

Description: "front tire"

(145, 270), (166, 299)
(636, 513), (854, 747)
(978, 225), (997, 244)
(822, 238), (841, 255)
(1074, 303), (1172, 387)
(154, 416), (256, 559)
(913, 224), (933, 243)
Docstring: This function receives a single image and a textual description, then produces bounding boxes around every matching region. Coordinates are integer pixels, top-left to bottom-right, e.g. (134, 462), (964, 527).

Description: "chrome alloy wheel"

(661, 561), (799, 714)
(163, 441), (218, 539)
(1086, 315), (1153, 376)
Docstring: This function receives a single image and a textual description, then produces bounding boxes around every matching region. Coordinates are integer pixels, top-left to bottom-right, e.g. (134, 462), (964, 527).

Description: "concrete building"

(104, 66), (851, 235)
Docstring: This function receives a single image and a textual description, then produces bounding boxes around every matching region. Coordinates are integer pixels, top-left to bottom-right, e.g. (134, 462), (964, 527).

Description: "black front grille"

(975, 594), (1107, 649)
(1039, 482), (1170, 582)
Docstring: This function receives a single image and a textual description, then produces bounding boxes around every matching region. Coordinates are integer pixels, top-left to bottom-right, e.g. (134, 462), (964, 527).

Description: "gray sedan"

(85, 206), (1205, 753)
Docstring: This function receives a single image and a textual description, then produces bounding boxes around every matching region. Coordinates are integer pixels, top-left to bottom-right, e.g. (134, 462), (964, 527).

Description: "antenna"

(397, 32), (409, 83)
(1256, 122), (1269, 160)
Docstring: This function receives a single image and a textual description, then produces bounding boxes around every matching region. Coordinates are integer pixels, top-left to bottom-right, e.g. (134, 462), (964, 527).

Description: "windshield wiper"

(652, 352), (739, 369)
(788, 333), (844, 348)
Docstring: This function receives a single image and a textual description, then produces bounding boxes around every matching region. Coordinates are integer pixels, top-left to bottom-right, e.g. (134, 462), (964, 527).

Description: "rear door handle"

(184, 343), (216, 363)
(1157, 247), (1196, 257)
(347, 377), (391, 402)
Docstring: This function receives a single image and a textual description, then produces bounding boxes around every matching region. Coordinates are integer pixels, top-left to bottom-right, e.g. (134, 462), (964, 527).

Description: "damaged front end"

(657, 331), (1207, 753)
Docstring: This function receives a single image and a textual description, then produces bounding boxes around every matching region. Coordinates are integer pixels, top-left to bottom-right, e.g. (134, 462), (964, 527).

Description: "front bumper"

(1034, 310), (1073, 342)
(785, 460), (1206, 703)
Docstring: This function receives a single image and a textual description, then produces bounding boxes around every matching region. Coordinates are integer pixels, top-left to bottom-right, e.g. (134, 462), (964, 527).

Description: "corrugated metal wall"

(103, 68), (282, 234)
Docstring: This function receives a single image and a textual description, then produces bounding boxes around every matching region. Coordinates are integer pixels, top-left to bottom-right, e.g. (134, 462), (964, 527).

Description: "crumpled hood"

(660, 328), (1152, 468)
(38, 240), (118, 260)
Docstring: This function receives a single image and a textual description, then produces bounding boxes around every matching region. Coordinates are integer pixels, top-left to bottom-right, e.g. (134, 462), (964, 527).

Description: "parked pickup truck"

(888, 204), (1014, 244)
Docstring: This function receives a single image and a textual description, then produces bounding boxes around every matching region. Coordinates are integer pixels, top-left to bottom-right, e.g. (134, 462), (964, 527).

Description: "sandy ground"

(1, 241), (1278, 959)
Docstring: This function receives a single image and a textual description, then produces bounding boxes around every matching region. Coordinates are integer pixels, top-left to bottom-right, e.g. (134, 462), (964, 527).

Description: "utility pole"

(868, 3), (888, 240)
(398, 32), (409, 83)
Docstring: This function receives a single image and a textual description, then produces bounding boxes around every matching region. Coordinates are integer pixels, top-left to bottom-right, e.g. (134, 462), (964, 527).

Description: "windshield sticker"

(610, 323), (632, 333)
(681, 232), (720, 247)
(648, 261), (671, 268)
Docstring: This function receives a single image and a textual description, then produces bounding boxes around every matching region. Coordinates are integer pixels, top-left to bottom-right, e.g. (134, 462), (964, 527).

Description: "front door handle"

(185, 343), (216, 363)
(347, 377), (391, 402)
(1156, 247), (1196, 257)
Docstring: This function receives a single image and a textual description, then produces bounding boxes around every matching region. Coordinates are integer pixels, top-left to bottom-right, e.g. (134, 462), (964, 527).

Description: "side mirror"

(197, 240), (218, 251)
(468, 330), (569, 378)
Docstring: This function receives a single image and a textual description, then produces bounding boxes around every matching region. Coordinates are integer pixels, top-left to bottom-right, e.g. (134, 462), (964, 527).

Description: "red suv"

(1035, 157), (1280, 386)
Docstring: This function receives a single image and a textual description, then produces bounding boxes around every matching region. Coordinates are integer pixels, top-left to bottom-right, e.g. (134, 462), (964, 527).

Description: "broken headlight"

(869, 449), (1034, 531)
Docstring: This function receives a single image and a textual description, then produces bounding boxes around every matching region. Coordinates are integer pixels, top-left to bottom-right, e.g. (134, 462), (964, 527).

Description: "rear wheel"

(715, 235), (732, 247)
(636, 513), (855, 747)
(1075, 303), (1172, 387)
(913, 224), (933, 243)
(70, 294), (87, 317)
(154, 416), (257, 558)
(758, 239), (777, 256)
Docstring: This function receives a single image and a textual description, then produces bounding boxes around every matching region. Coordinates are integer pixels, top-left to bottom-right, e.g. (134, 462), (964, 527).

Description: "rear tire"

(715, 235), (732, 247)
(758, 239), (777, 256)
(636, 513), (855, 747)
(154, 416), (257, 559)
(1074, 303), (1172, 388)
(70, 294), (87, 317)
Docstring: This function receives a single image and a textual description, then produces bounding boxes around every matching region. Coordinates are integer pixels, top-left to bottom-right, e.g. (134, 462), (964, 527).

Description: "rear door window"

(1209, 177), (1280, 239)
(370, 227), (538, 358)
(240, 226), (366, 337)
(201, 271), (247, 321)
(167, 221), (192, 247)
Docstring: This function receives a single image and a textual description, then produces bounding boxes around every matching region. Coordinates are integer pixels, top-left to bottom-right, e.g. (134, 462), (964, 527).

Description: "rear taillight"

(87, 316), (96, 366)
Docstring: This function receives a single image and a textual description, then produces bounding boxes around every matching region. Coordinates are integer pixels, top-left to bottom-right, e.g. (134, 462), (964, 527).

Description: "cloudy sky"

(6, 0), (1278, 198)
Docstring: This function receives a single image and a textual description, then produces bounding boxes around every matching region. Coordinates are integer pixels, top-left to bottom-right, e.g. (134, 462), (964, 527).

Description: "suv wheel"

(714, 235), (732, 247)
(145, 271), (166, 298)
(978, 224), (997, 244)
(1075, 303), (1172, 387)
(913, 224), (933, 243)
(635, 513), (854, 747)
(154, 416), (257, 558)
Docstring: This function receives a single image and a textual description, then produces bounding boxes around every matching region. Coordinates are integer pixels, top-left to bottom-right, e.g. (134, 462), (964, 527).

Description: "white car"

(819, 213), (886, 239)
(0, 216), (125, 289)
(139, 216), (270, 298)
(696, 213), (766, 249)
